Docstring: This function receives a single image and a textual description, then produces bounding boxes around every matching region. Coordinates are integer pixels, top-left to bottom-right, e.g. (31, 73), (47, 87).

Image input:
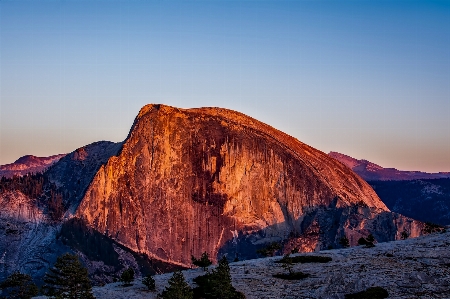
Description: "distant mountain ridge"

(0, 154), (66, 178)
(369, 179), (450, 226)
(329, 151), (450, 225)
(329, 151), (450, 181)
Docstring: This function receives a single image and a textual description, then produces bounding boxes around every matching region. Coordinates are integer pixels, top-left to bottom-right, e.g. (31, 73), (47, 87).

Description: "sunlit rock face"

(76, 104), (419, 266)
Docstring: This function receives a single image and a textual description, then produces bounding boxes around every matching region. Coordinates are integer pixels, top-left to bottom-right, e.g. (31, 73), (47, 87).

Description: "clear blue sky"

(1, 1), (449, 172)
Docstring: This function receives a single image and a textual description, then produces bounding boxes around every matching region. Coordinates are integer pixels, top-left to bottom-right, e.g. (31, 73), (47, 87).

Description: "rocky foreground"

(34, 231), (450, 299)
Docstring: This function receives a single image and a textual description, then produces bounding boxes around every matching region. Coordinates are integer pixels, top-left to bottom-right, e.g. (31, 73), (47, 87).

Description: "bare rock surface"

(0, 191), (66, 281)
(76, 104), (419, 267)
(33, 231), (448, 299)
(0, 190), (44, 222)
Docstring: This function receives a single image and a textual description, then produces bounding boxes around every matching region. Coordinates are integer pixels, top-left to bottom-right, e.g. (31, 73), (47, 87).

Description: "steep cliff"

(76, 104), (420, 267)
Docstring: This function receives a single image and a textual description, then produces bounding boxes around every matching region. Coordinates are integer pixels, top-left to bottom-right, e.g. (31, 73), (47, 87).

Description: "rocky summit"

(75, 104), (422, 267)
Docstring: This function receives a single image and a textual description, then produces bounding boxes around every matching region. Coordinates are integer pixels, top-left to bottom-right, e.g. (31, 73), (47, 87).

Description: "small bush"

(423, 222), (445, 234)
(272, 272), (310, 280)
(339, 236), (350, 248)
(256, 242), (282, 257)
(357, 235), (375, 248)
(344, 286), (388, 299)
(356, 200), (368, 207)
(366, 234), (375, 243)
(142, 274), (156, 291)
(191, 252), (212, 271)
(400, 229), (409, 240)
(278, 254), (294, 274)
(233, 253), (239, 262)
(357, 237), (367, 246)
(272, 253), (309, 280)
(275, 255), (332, 264)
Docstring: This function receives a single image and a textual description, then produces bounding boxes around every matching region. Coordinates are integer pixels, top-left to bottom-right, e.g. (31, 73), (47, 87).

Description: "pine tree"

(193, 256), (244, 299)
(358, 237), (368, 246)
(279, 254), (294, 274)
(423, 222), (445, 234)
(401, 229), (409, 240)
(191, 252), (212, 271)
(339, 235), (350, 248)
(42, 253), (95, 299)
(256, 242), (282, 257)
(0, 271), (38, 299)
(358, 235), (375, 248)
(158, 271), (193, 299)
(120, 267), (135, 286)
(210, 256), (235, 298)
(142, 274), (156, 291)
(366, 234), (375, 247)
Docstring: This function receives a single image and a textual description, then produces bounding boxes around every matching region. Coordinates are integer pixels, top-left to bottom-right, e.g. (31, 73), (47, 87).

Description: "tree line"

(0, 252), (245, 299)
(0, 173), (67, 221)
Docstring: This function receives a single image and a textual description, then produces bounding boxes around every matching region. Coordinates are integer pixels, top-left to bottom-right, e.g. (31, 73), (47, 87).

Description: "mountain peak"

(73, 104), (420, 268)
(0, 153), (66, 178)
(14, 155), (39, 164)
(329, 152), (450, 181)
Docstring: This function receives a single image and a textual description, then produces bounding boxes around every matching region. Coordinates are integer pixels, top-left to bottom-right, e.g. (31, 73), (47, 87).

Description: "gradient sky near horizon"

(1, 1), (449, 172)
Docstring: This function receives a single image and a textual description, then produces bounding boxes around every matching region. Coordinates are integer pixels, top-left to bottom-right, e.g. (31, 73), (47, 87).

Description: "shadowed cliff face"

(76, 104), (407, 266)
(46, 141), (123, 214)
